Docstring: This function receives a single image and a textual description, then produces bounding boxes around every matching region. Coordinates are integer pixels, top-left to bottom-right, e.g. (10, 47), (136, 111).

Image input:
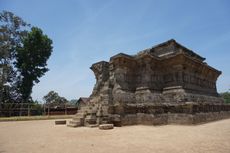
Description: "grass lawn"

(0, 115), (74, 122)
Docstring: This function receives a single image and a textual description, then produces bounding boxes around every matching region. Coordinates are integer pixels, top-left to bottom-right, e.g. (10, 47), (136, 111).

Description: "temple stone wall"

(68, 39), (230, 128)
(117, 104), (230, 125)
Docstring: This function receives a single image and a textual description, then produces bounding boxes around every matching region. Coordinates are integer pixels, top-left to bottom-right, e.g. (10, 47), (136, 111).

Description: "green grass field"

(0, 115), (74, 122)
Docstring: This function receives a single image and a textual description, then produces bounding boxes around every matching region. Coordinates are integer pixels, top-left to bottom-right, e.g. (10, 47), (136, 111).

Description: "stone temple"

(68, 39), (230, 127)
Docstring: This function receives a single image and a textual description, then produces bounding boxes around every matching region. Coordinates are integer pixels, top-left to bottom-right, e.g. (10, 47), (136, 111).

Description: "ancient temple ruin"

(68, 39), (230, 127)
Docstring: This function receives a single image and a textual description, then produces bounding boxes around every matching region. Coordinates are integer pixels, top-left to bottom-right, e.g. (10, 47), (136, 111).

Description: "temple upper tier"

(91, 39), (221, 102)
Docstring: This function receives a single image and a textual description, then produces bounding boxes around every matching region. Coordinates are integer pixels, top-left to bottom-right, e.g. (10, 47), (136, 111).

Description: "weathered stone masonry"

(68, 39), (230, 127)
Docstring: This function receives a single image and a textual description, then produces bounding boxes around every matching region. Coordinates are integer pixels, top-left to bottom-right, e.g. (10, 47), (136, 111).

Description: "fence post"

(43, 104), (46, 115)
(48, 105), (50, 116)
(27, 103), (30, 116)
(65, 103), (67, 115)
(19, 102), (22, 116)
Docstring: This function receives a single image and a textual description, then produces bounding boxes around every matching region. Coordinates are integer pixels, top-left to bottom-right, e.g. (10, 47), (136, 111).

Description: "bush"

(220, 92), (230, 104)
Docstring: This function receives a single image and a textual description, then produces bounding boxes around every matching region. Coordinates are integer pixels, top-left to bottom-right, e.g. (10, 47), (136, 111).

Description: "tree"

(30, 100), (43, 115)
(0, 11), (31, 116)
(69, 99), (78, 106)
(16, 27), (53, 103)
(0, 11), (53, 116)
(0, 11), (30, 103)
(43, 91), (68, 108)
(220, 91), (230, 104)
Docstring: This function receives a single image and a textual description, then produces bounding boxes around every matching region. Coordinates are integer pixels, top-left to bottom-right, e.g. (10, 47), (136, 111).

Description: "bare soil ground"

(0, 119), (230, 153)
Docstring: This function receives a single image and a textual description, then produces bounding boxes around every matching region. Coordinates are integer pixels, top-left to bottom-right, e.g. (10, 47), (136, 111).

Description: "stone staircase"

(67, 107), (88, 127)
(67, 103), (119, 128)
(67, 105), (100, 128)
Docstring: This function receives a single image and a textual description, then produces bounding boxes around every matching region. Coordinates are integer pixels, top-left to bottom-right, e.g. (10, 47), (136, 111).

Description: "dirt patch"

(0, 119), (230, 153)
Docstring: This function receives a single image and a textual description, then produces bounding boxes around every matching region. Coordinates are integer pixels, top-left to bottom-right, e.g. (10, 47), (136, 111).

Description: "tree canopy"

(0, 10), (53, 105)
(43, 91), (68, 108)
(0, 11), (30, 64)
(0, 11), (30, 103)
(16, 27), (53, 102)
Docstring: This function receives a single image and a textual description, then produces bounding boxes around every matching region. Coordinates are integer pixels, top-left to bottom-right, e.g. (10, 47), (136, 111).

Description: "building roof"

(77, 97), (89, 103)
(109, 39), (206, 62)
(149, 39), (205, 61)
(135, 39), (204, 61)
(110, 53), (134, 60)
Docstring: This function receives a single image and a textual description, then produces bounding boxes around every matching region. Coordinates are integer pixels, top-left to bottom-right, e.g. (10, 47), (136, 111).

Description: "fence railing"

(0, 103), (78, 117)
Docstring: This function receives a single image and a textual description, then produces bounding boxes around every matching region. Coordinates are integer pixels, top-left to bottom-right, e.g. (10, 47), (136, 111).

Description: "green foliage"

(220, 91), (230, 104)
(0, 10), (30, 64)
(1, 11), (53, 116)
(16, 27), (53, 102)
(43, 91), (68, 108)
(0, 115), (73, 121)
(30, 100), (43, 115)
(69, 99), (78, 106)
(1, 11), (53, 106)
(43, 91), (59, 104)
(0, 11), (30, 103)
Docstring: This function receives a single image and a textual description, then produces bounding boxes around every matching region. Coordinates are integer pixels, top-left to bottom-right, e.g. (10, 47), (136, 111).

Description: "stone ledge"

(120, 111), (230, 126)
(55, 120), (66, 125)
(99, 124), (114, 130)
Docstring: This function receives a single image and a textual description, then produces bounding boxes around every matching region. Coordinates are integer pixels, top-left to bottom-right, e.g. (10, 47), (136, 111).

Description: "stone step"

(86, 124), (98, 128)
(99, 124), (114, 130)
(85, 115), (97, 124)
(55, 120), (66, 125)
(73, 116), (84, 120)
(72, 117), (84, 124)
(67, 123), (80, 128)
(69, 120), (82, 126)
(100, 120), (109, 124)
(67, 120), (83, 128)
(75, 113), (85, 118)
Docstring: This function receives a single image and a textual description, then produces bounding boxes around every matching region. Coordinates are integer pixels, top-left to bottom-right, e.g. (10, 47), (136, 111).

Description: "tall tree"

(0, 11), (30, 103)
(0, 11), (53, 116)
(16, 27), (53, 103)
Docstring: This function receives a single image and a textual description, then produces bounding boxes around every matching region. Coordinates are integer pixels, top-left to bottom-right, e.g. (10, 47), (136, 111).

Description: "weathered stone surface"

(99, 124), (114, 130)
(87, 124), (98, 128)
(68, 39), (230, 127)
(85, 114), (97, 125)
(55, 120), (66, 125)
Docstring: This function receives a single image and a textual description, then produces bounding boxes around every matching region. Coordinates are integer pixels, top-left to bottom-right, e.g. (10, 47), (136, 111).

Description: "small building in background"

(77, 97), (89, 109)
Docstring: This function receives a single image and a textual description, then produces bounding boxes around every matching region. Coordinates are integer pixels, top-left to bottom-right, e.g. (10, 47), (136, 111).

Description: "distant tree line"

(43, 90), (78, 115)
(0, 89), (78, 116)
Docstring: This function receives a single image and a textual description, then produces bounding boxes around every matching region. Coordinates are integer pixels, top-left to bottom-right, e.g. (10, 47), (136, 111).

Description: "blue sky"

(1, 0), (230, 102)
